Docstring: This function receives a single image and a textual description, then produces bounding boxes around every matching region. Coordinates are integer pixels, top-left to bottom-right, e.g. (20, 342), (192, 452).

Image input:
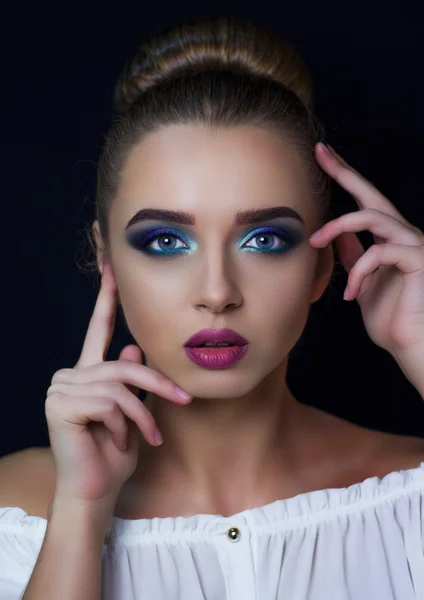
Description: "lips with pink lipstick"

(183, 328), (249, 369)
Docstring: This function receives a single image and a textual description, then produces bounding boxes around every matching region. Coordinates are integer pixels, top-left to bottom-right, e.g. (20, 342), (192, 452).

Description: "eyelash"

(129, 226), (299, 257)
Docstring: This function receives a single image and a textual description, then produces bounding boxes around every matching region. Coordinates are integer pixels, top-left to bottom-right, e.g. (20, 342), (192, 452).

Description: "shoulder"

(337, 413), (424, 478)
(372, 430), (424, 474)
(0, 447), (56, 520)
(306, 405), (424, 482)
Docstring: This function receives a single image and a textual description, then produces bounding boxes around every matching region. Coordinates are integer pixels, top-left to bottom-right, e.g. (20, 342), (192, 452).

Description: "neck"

(131, 359), (312, 514)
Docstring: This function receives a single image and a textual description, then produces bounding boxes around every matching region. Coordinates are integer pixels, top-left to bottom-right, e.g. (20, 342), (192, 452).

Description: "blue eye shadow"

(127, 227), (194, 256)
(126, 224), (303, 257)
(239, 225), (301, 254)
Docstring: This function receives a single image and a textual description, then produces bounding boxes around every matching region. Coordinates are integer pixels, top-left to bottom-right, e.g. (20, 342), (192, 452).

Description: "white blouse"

(1, 461), (423, 600)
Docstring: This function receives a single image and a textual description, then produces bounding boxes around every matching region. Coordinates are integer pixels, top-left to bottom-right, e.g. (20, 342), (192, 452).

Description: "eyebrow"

(125, 206), (305, 229)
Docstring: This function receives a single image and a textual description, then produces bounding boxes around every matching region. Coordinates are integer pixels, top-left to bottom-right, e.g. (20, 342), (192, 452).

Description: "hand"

(45, 262), (193, 506)
(309, 143), (424, 357)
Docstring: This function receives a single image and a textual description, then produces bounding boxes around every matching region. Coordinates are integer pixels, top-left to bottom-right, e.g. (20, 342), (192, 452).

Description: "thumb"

(119, 344), (143, 396)
(119, 344), (143, 364)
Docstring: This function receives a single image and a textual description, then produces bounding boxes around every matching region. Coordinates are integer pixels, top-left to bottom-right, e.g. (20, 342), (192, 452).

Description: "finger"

(344, 243), (424, 300)
(309, 208), (423, 248)
(46, 385), (160, 447)
(119, 345), (143, 364)
(76, 263), (118, 369)
(315, 143), (412, 227)
(46, 394), (143, 449)
(46, 394), (129, 441)
(334, 231), (365, 274)
(50, 360), (193, 405)
(118, 344), (143, 397)
(89, 398), (129, 450)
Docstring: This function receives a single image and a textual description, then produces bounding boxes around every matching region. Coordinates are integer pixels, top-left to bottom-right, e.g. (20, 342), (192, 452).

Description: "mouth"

(183, 344), (249, 369)
(184, 328), (248, 348)
(195, 343), (234, 348)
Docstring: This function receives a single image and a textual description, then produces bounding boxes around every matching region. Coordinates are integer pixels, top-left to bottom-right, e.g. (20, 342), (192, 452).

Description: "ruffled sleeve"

(0, 507), (47, 599)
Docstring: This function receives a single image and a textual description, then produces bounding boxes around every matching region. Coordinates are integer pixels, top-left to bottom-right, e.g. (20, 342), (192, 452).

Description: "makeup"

(184, 344), (249, 369)
(126, 224), (302, 257)
(125, 206), (305, 229)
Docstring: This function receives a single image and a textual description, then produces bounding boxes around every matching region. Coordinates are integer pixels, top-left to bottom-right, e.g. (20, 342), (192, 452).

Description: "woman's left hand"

(309, 143), (424, 369)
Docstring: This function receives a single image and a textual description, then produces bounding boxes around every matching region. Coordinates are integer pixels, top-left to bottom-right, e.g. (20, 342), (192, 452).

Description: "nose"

(193, 254), (242, 314)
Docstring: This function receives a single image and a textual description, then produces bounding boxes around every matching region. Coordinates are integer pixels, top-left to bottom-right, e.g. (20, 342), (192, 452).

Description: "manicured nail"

(309, 229), (322, 241)
(320, 142), (331, 155)
(327, 144), (340, 160)
(321, 143), (340, 160)
(343, 285), (351, 300)
(154, 428), (164, 446)
(174, 386), (192, 400)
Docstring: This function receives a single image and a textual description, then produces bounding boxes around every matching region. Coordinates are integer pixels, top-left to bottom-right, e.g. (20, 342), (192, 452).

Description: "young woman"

(1, 15), (423, 600)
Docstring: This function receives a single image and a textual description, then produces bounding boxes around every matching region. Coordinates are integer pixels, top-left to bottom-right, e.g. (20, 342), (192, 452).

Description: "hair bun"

(114, 16), (315, 116)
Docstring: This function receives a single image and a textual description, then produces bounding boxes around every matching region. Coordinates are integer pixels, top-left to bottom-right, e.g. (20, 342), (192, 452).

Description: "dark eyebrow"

(125, 206), (305, 229)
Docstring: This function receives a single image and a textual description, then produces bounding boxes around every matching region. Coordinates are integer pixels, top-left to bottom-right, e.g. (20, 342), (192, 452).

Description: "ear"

(92, 220), (106, 275)
(310, 243), (334, 304)
(91, 220), (121, 304)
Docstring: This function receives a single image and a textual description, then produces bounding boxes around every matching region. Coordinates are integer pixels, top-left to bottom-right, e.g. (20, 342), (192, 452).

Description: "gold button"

(227, 527), (241, 542)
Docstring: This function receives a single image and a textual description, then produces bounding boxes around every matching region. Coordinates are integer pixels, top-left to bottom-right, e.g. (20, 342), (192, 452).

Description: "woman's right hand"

(45, 262), (193, 507)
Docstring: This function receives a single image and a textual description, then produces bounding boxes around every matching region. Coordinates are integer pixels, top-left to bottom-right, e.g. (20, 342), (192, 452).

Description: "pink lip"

(184, 328), (248, 348)
(184, 345), (249, 369)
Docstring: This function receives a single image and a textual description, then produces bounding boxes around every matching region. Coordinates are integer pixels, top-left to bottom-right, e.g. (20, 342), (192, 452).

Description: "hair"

(79, 15), (335, 283)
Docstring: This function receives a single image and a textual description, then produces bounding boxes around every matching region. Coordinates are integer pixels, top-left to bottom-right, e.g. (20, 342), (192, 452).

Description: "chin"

(175, 373), (263, 400)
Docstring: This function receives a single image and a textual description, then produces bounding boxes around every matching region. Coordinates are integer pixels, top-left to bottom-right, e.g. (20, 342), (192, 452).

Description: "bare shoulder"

(332, 410), (424, 474)
(0, 447), (56, 519)
(372, 429), (424, 473)
(305, 404), (424, 479)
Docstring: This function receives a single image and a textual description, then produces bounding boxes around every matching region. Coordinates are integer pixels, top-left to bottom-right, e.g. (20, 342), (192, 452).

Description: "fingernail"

(174, 386), (192, 401)
(321, 143), (339, 159)
(327, 144), (340, 159)
(320, 142), (331, 155)
(309, 229), (322, 241)
(154, 428), (163, 446)
(343, 285), (351, 300)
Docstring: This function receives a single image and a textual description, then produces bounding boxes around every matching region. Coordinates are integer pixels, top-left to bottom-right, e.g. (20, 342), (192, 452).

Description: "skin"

(91, 125), (389, 518)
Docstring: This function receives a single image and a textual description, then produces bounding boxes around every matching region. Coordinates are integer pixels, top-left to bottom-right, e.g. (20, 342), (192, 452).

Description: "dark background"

(1, 1), (423, 457)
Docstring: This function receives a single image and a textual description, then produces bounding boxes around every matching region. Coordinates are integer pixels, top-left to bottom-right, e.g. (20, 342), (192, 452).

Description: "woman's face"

(99, 125), (332, 397)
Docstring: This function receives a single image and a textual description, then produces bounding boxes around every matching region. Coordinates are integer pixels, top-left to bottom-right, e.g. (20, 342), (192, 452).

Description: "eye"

(126, 226), (191, 256)
(241, 227), (293, 253)
(127, 225), (299, 257)
(142, 230), (189, 254)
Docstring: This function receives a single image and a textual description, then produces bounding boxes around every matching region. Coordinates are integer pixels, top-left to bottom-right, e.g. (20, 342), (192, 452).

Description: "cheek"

(252, 262), (314, 347)
(115, 252), (315, 351)
(117, 273), (181, 344)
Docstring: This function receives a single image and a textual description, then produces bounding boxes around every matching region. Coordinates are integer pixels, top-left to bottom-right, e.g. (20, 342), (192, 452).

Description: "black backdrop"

(2, 1), (424, 457)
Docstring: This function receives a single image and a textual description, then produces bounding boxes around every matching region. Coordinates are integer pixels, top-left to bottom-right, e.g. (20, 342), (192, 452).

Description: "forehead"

(112, 124), (316, 226)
